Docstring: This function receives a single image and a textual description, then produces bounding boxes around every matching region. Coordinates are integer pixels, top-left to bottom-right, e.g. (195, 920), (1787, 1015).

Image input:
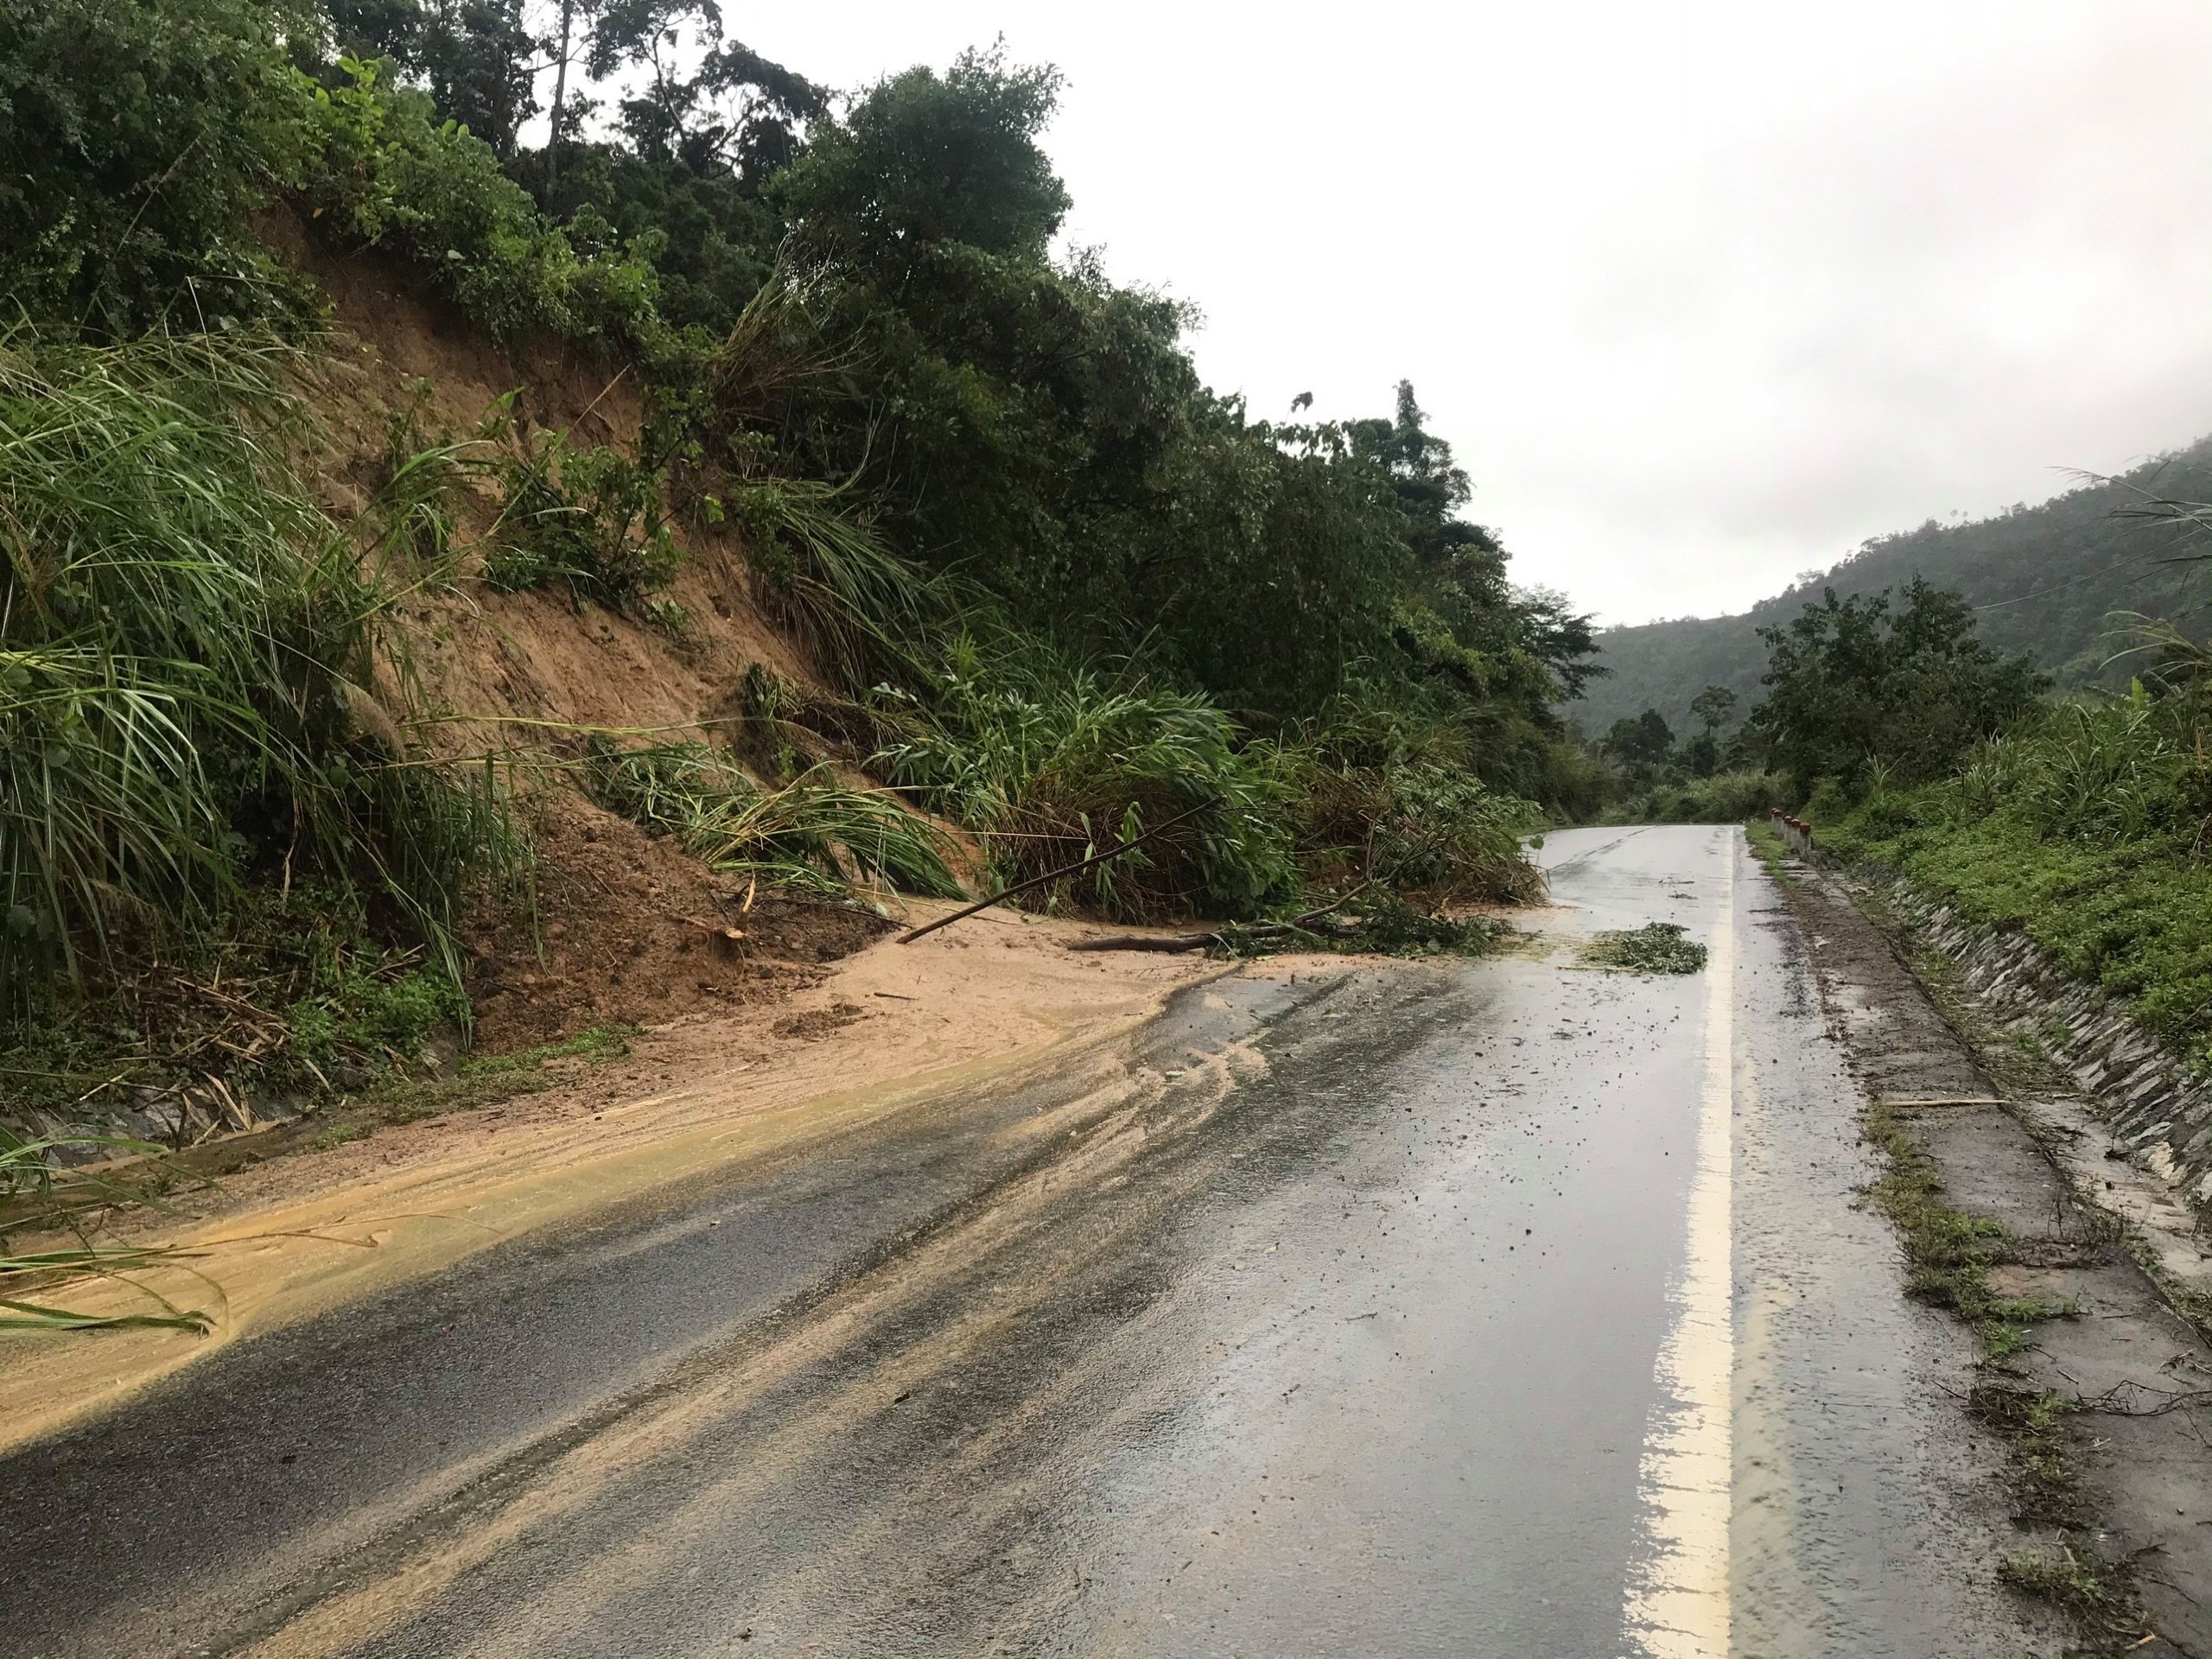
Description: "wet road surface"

(2, 826), (2049, 1656)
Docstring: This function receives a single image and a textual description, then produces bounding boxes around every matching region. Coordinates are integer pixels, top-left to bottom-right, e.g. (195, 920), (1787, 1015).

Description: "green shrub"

(1582, 922), (1707, 975)
(288, 964), (466, 1069)
(483, 424), (679, 605)
(296, 58), (662, 347)
(880, 661), (1294, 922)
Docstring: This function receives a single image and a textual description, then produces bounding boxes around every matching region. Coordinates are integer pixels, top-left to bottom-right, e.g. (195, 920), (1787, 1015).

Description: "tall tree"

(419, 0), (537, 157)
(541, 0), (601, 188)
(777, 47), (1070, 270)
(1605, 709), (1675, 766)
(1752, 579), (2045, 793)
(1689, 683), (1737, 736)
(585, 0), (823, 178)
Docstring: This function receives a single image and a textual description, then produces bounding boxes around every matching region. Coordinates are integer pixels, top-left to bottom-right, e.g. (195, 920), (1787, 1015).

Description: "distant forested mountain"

(1572, 435), (2212, 738)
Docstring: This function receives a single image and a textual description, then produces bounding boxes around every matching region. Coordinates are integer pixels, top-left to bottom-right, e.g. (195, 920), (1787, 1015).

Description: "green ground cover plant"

(1817, 688), (2212, 1070)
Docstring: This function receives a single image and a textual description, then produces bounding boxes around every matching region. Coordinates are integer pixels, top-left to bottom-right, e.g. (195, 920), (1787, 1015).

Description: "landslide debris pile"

(2, 1), (1601, 1154)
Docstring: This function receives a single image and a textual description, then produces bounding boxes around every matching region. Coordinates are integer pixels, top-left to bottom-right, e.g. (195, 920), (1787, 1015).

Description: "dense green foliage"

(1694, 543), (2212, 1077)
(1593, 580), (2042, 818)
(0, 0), (315, 334)
(1750, 578), (2046, 795)
(1604, 769), (1792, 826)
(296, 56), (664, 347)
(1820, 685), (2212, 1069)
(1579, 439), (2212, 739)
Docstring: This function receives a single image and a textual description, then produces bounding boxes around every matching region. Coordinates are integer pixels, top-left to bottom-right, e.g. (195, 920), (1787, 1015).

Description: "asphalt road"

(3, 826), (2050, 1657)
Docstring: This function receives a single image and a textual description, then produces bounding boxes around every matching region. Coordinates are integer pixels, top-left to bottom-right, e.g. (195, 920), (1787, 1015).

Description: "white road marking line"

(1623, 830), (1735, 1658)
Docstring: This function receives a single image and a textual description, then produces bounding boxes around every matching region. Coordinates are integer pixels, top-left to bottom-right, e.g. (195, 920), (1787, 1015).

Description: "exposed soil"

(466, 790), (889, 1050)
(1769, 843), (2212, 1656)
(266, 228), (932, 1052)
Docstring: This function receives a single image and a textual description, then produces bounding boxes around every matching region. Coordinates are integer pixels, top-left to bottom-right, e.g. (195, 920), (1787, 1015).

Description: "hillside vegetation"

(1620, 543), (2212, 1077)
(0, 2), (1602, 1154)
(1579, 439), (2212, 737)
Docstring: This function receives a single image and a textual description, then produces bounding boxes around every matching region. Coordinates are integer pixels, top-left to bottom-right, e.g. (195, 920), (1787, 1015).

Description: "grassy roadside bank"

(1708, 677), (2212, 1089)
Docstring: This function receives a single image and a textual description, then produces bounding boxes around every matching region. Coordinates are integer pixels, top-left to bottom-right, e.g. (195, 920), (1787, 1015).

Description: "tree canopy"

(0, 1), (1605, 811)
(1751, 578), (2046, 794)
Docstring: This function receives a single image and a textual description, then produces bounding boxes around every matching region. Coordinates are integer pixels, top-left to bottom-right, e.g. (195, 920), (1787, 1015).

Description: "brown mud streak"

(218, 1027), (1281, 1658)
(0, 917), (1220, 1452)
(1765, 844), (2212, 1657)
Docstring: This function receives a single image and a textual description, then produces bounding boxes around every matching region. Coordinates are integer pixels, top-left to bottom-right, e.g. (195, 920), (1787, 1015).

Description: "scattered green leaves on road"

(1580, 922), (1707, 975)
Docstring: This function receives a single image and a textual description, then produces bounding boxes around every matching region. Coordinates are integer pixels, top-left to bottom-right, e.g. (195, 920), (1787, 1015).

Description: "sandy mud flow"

(1, 827), (2049, 1657)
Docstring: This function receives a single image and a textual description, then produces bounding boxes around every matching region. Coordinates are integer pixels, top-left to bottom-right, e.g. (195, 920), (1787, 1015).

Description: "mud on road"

(4, 824), (2206, 1658)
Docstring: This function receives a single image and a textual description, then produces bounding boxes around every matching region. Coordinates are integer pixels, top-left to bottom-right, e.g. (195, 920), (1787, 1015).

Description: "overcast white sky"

(719, 2), (2212, 626)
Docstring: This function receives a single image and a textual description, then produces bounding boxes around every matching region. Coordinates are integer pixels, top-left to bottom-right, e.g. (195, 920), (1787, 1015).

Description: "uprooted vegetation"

(1579, 923), (1707, 976)
(2, 3), (1602, 1214)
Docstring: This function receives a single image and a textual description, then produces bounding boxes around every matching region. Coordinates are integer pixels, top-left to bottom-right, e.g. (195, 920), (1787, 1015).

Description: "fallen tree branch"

(2077, 1381), (2212, 1418)
(896, 798), (1220, 945)
(1063, 891), (1376, 956)
(1066, 931), (1222, 954)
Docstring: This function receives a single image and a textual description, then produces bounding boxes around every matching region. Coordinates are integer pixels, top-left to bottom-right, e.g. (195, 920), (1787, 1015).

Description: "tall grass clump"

(0, 325), (510, 1026)
(880, 652), (1294, 921)
(588, 740), (959, 898)
(720, 474), (932, 692)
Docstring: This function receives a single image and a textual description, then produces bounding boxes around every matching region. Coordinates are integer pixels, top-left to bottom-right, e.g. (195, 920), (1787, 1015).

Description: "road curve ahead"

(3, 826), (2050, 1657)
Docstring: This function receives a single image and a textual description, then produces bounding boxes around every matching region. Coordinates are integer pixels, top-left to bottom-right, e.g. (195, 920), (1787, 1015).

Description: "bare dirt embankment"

(291, 238), (881, 1050)
(0, 909), (1222, 1452)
